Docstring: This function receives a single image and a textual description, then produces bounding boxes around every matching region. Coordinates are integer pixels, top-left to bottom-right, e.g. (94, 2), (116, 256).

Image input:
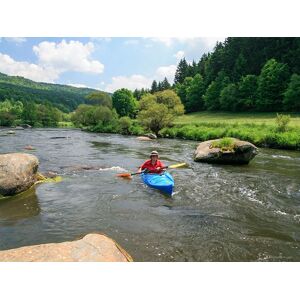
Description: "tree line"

(134, 38), (300, 113)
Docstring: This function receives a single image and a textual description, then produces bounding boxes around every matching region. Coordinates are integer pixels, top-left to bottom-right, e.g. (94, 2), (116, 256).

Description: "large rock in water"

(0, 153), (39, 196)
(0, 233), (133, 262)
(194, 138), (258, 164)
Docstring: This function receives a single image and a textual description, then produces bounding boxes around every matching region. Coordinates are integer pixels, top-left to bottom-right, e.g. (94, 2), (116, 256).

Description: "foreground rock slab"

(0, 233), (133, 262)
(194, 138), (258, 165)
(0, 153), (39, 196)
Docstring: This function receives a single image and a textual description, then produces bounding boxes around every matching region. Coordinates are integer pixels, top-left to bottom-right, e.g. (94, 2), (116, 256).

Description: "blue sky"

(0, 37), (224, 92)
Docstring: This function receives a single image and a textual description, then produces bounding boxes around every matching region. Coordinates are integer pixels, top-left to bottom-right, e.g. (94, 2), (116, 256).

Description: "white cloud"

(0, 53), (59, 82)
(33, 40), (104, 74)
(4, 37), (27, 44)
(155, 64), (177, 82)
(105, 74), (153, 93)
(174, 50), (185, 60)
(67, 83), (88, 88)
(105, 64), (177, 93)
(0, 40), (105, 83)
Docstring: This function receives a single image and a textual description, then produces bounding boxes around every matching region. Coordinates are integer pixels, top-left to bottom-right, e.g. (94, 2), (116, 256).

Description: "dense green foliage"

(0, 99), (63, 127)
(112, 88), (137, 117)
(283, 74), (300, 111)
(0, 72), (106, 112)
(85, 91), (112, 108)
(173, 38), (300, 112)
(137, 90), (184, 134)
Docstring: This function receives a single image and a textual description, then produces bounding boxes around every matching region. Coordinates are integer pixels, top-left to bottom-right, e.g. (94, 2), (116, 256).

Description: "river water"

(0, 128), (300, 261)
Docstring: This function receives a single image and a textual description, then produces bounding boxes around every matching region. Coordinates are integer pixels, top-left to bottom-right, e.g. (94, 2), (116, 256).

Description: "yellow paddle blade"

(168, 163), (188, 169)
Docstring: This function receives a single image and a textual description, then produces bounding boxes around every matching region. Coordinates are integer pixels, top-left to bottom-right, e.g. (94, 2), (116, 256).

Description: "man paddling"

(138, 151), (165, 174)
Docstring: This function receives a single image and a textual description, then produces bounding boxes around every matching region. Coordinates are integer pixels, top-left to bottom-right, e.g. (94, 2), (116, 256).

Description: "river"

(0, 128), (300, 261)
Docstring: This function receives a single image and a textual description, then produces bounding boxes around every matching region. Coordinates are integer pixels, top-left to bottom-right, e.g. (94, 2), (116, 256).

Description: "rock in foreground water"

(0, 153), (39, 196)
(0, 233), (133, 262)
(194, 138), (258, 164)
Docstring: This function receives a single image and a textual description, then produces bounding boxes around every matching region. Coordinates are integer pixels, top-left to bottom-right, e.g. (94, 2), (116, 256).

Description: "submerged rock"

(136, 136), (152, 141)
(143, 133), (157, 139)
(20, 124), (32, 129)
(0, 233), (133, 262)
(194, 138), (258, 165)
(24, 145), (35, 150)
(0, 153), (39, 196)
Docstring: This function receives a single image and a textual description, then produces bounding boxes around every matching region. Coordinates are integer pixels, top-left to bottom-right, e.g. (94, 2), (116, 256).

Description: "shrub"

(118, 116), (133, 134)
(275, 113), (291, 132)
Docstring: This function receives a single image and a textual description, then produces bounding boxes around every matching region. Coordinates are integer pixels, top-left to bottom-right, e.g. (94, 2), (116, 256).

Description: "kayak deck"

(141, 172), (174, 195)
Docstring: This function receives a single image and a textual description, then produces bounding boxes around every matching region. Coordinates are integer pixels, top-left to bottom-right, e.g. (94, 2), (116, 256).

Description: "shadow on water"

(0, 187), (41, 225)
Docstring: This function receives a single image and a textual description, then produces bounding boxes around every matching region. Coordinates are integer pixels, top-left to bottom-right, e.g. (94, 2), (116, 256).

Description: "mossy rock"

(194, 138), (258, 165)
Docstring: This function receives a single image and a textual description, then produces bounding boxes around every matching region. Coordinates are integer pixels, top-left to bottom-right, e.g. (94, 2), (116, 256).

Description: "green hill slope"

(0, 72), (104, 112)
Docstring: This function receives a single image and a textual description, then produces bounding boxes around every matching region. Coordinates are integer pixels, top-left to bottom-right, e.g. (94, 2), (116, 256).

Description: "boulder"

(15, 126), (24, 130)
(136, 136), (152, 141)
(194, 138), (258, 165)
(7, 130), (15, 135)
(143, 133), (157, 139)
(24, 145), (35, 150)
(0, 153), (39, 196)
(0, 233), (133, 262)
(20, 124), (32, 129)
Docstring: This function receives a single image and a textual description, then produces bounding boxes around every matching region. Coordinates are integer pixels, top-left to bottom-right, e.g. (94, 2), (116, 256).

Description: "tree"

(204, 71), (230, 110)
(155, 90), (184, 115)
(257, 58), (290, 111)
(22, 101), (37, 125)
(118, 116), (133, 134)
(174, 58), (189, 84)
(151, 80), (158, 93)
(71, 104), (117, 126)
(112, 88), (137, 117)
(137, 90), (184, 134)
(237, 75), (258, 111)
(85, 91), (112, 108)
(161, 77), (171, 90)
(175, 77), (193, 111)
(220, 83), (239, 111)
(283, 73), (300, 111)
(185, 74), (206, 112)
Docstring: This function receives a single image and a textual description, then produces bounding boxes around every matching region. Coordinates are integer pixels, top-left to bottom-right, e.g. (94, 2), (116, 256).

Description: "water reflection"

(0, 187), (41, 225)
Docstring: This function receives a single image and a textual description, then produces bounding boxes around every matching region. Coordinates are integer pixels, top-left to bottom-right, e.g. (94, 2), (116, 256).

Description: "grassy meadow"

(159, 112), (300, 150)
(175, 112), (300, 127)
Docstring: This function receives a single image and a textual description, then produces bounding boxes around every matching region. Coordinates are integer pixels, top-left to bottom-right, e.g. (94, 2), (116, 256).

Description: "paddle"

(116, 162), (187, 178)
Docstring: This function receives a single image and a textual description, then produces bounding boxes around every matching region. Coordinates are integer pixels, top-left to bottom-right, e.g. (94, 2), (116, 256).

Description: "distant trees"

(283, 74), (300, 111)
(170, 38), (300, 113)
(0, 98), (63, 127)
(85, 91), (112, 108)
(71, 104), (118, 127)
(176, 74), (205, 112)
(203, 71), (230, 110)
(257, 59), (290, 111)
(174, 58), (189, 84)
(112, 88), (137, 117)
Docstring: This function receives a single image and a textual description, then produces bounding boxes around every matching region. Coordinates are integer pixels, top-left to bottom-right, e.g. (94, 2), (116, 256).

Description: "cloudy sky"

(0, 37), (225, 92)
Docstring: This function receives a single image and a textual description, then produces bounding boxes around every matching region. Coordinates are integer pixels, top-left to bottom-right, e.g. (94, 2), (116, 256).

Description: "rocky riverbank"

(0, 233), (133, 262)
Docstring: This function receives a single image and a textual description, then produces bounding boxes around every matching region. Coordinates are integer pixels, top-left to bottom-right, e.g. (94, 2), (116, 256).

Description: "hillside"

(0, 72), (104, 112)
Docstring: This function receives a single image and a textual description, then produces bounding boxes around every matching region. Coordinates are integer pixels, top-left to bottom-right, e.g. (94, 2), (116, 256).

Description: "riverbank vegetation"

(1, 38), (300, 150)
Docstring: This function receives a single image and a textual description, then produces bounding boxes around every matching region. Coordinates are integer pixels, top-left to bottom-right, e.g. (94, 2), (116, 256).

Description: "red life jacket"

(140, 159), (164, 173)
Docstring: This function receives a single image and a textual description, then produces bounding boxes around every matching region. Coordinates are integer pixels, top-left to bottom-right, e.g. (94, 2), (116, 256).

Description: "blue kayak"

(141, 172), (174, 195)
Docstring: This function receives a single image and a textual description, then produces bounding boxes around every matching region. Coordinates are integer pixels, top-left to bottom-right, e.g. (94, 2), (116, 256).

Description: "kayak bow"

(141, 171), (174, 195)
